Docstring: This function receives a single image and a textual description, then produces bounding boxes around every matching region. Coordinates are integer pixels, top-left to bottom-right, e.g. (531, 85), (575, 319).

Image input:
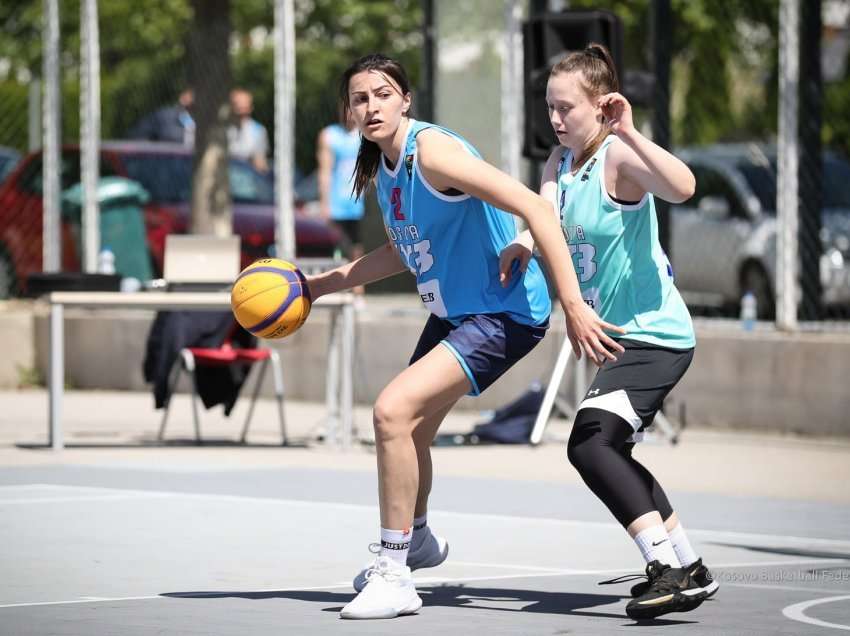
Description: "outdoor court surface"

(1, 461), (849, 635)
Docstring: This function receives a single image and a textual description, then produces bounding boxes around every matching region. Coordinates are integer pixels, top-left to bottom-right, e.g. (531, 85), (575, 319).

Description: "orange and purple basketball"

(231, 258), (312, 339)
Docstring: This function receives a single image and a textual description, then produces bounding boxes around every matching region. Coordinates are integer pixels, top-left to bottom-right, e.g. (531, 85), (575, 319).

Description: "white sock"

(668, 523), (699, 568)
(380, 527), (412, 566)
(634, 525), (681, 568)
(411, 514), (429, 552)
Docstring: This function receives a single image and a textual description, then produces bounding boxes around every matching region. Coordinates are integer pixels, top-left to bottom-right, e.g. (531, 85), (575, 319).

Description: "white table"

(47, 291), (355, 450)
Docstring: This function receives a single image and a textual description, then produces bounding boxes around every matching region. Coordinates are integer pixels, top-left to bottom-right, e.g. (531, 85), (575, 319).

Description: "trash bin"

(62, 177), (153, 282)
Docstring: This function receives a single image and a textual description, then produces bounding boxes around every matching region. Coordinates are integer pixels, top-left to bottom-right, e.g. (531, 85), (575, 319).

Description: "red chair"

(158, 324), (287, 445)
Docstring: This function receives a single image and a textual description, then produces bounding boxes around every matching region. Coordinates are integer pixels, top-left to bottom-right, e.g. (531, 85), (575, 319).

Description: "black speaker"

(522, 10), (624, 160)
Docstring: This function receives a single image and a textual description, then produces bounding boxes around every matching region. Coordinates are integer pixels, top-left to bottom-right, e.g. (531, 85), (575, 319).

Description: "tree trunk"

(188, 0), (232, 237)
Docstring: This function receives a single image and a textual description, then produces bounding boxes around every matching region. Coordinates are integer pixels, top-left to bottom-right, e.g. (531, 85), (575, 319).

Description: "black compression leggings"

(567, 407), (674, 528)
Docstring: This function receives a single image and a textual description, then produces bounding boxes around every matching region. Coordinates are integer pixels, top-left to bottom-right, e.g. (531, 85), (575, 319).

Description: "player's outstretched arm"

(416, 130), (624, 365)
(307, 242), (407, 299)
(499, 146), (563, 286)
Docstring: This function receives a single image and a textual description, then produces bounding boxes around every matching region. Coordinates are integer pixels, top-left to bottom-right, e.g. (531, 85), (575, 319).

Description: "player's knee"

(372, 394), (414, 443)
(566, 410), (602, 476)
(566, 433), (594, 475)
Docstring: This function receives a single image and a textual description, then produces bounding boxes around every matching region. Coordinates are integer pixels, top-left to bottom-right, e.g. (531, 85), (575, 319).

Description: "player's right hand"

(499, 241), (532, 287)
(564, 300), (626, 366)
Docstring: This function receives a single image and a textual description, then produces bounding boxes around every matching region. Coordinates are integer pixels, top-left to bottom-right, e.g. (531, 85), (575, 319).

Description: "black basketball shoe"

(625, 560), (706, 620)
(630, 558), (719, 599)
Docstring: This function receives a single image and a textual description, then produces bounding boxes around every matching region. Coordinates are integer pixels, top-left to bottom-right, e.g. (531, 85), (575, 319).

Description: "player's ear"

(401, 92), (412, 116)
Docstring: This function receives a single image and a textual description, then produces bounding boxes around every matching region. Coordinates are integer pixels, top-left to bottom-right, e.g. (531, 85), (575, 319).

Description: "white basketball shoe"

(339, 556), (422, 620)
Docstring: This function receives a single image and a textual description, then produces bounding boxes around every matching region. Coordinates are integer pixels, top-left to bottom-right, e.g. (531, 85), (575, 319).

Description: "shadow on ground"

(162, 584), (701, 625)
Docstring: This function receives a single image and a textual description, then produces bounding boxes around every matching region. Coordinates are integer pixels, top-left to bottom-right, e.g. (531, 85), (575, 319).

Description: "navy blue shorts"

(410, 313), (549, 396)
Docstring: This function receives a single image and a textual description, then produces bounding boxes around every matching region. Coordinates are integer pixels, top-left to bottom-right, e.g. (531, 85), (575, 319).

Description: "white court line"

(1, 558), (844, 611)
(727, 583), (850, 595)
(0, 494), (174, 505)
(783, 595), (850, 631)
(4, 483), (849, 550)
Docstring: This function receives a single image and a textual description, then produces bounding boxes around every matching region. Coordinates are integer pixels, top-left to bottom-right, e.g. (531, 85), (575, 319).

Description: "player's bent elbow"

(665, 179), (695, 204)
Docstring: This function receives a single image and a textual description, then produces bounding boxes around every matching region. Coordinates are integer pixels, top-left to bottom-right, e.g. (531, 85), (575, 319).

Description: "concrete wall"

(5, 300), (850, 436)
(0, 302), (37, 387)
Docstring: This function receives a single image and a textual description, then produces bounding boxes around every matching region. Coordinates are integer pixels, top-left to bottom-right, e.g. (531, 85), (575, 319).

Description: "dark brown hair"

(339, 54), (412, 200)
(550, 43), (619, 168)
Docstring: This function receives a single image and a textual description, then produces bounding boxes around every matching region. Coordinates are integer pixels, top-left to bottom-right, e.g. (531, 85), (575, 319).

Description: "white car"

(671, 143), (850, 318)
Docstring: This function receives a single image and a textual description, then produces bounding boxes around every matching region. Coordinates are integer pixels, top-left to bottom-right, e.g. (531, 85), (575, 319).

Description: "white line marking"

(5, 483), (849, 550)
(783, 595), (850, 631)
(0, 558), (844, 611)
(0, 494), (173, 505)
(449, 560), (570, 572)
(0, 595), (165, 609)
(727, 583), (848, 595)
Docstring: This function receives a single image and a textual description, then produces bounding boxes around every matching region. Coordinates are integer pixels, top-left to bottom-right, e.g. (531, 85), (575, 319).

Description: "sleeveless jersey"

(556, 136), (695, 349)
(376, 119), (550, 326)
(326, 124), (364, 221)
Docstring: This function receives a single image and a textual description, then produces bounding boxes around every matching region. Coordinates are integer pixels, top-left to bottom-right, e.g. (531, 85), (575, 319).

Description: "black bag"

(471, 382), (545, 444)
(433, 382), (546, 446)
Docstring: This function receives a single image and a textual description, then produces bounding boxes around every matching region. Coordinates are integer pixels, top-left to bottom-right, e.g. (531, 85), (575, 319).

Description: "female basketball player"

(305, 53), (624, 620)
(499, 43), (718, 620)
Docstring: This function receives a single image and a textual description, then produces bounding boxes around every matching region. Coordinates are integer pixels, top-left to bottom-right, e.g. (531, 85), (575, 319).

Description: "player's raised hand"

(599, 92), (634, 136)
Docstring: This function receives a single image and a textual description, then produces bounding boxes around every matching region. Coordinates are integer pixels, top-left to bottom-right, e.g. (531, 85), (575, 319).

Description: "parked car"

(671, 143), (850, 318)
(0, 146), (20, 185)
(0, 141), (342, 297)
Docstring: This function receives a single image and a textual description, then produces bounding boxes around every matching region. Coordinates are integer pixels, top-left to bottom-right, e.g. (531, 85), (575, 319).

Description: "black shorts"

(578, 339), (693, 441)
(334, 219), (362, 247)
(410, 313), (548, 396)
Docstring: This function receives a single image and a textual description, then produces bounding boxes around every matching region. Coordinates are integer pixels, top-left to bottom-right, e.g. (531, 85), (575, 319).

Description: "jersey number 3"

(569, 243), (597, 283)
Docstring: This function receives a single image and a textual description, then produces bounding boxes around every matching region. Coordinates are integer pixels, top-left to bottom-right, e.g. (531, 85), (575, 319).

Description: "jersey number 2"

(391, 187), (405, 220)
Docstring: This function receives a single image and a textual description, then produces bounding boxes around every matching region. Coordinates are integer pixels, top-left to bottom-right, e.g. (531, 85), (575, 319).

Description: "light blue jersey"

(326, 124), (364, 221)
(557, 136), (695, 349)
(376, 119), (550, 326)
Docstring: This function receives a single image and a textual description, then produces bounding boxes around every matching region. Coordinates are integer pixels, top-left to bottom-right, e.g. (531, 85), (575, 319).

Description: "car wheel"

(0, 246), (17, 299)
(741, 263), (774, 320)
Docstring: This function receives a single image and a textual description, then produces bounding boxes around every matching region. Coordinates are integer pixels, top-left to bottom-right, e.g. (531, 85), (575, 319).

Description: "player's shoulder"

(542, 145), (568, 179)
(415, 126), (456, 146)
(603, 135), (635, 168)
(415, 127), (466, 166)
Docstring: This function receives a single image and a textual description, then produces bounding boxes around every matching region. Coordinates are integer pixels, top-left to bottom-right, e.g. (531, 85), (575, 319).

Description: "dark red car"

(0, 141), (341, 297)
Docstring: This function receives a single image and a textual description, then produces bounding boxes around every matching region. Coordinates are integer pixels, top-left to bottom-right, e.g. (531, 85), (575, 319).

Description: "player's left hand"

(599, 92), (634, 136)
(499, 241), (532, 287)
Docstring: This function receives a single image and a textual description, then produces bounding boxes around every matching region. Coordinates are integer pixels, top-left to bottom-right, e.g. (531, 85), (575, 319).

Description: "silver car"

(671, 143), (850, 318)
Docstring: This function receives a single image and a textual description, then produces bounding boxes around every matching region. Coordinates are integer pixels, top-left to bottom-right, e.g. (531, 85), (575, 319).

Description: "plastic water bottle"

(97, 248), (116, 275)
(740, 291), (757, 331)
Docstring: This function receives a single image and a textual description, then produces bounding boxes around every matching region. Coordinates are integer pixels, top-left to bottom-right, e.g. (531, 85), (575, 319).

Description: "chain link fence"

(0, 0), (422, 298)
(1, 0), (849, 326)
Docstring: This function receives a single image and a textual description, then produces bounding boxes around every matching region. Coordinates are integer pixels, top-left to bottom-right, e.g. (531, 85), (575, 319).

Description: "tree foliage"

(1, 0), (848, 166)
(0, 0), (422, 174)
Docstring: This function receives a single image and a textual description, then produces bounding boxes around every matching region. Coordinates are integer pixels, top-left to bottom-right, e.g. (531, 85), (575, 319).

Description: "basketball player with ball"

(253, 53), (624, 620)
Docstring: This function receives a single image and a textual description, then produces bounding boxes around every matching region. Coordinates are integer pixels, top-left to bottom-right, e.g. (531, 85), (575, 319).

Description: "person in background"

(228, 88), (270, 173)
(128, 87), (195, 146)
(317, 112), (366, 296)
